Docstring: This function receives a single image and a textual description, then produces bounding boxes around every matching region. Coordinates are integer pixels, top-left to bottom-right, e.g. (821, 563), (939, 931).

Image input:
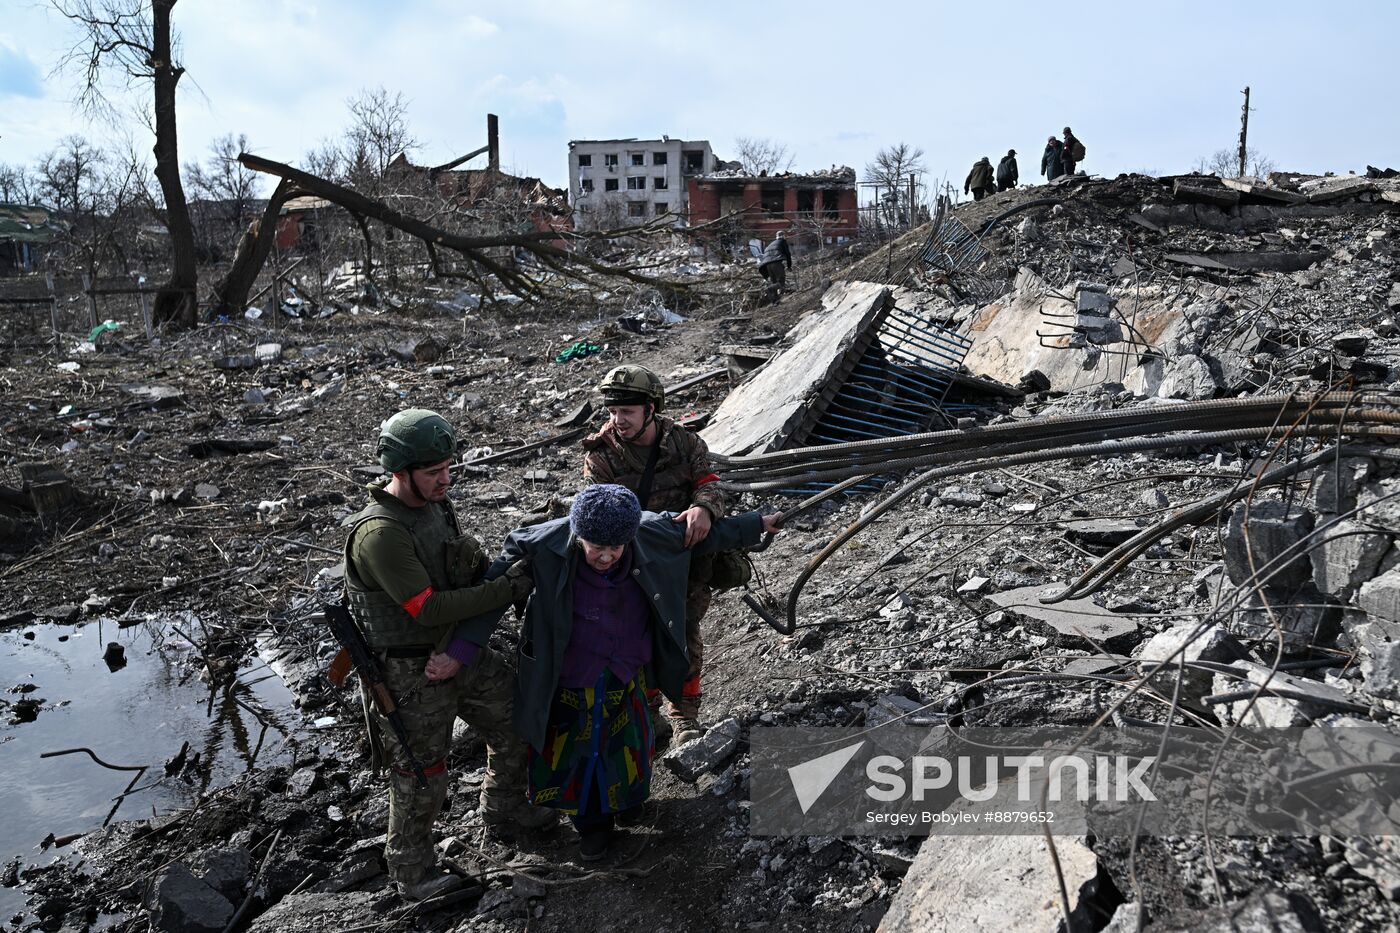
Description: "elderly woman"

(445, 484), (779, 860)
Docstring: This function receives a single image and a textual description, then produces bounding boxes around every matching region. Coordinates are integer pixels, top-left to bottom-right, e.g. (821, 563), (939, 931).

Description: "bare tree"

(185, 132), (263, 259)
(0, 164), (40, 203)
(36, 134), (145, 278)
(54, 0), (197, 327)
(344, 87), (418, 194)
(864, 142), (926, 228)
(734, 137), (794, 175)
(1200, 146), (1276, 178)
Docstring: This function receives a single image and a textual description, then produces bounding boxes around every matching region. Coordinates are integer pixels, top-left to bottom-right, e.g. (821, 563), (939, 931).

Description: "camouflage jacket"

(581, 415), (727, 520)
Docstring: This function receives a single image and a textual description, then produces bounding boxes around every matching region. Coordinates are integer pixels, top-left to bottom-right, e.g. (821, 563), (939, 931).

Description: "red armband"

(694, 472), (720, 488)
(402, 586), (433, 619)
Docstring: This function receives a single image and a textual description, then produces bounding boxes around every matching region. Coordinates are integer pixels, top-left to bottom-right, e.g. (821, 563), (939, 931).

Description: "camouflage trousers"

(370, 646), (529, 885)
(663, 563), (712, 723)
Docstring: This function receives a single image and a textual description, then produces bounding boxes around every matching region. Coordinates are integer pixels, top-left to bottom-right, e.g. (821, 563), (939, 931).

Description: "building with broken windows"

(687, 166), (859, 245)
(567, 138), (715, 230)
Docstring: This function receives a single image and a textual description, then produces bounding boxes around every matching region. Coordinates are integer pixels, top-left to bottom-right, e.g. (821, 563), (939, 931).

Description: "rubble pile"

(1, 164), (1399, 932)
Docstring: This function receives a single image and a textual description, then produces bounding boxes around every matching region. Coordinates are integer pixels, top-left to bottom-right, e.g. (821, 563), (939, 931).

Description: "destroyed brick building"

(688, 166), (859, 244)
(567, 137), (717, 229)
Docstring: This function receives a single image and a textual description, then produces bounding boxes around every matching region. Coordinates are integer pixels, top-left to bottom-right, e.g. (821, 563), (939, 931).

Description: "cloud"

(0, 41), (43, 100)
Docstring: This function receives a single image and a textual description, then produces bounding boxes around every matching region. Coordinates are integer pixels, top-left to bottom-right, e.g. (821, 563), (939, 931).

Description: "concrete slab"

(701, 281), (890, 455)
(989, 584), (1139, 649)
(1220, 176), (1307, 204)
(878, 835), (1099, 933)
(962, 269), (1195, 395)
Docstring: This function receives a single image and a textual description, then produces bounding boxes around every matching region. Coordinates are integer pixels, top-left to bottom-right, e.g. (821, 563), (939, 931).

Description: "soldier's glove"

(447, 535), (487, 587)
(505, 558), (535, 615)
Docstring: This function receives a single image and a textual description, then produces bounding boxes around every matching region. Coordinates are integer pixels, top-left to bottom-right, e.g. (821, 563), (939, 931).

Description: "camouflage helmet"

(598, 364), (665, 410)
(376, 409), (457, 473)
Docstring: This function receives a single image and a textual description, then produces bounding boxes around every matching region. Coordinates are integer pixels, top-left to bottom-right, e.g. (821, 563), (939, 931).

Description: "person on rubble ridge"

(1042, 136), (1065, 182)
(579, 364), (730, 748)
(964, 156), (996, 201)
(997, 150), (1019, 192)
(757, 229), (793, 294)
(451, 483), (780, 862)
(1062, 126), (1085, 176)
(343, 408), (555, 902)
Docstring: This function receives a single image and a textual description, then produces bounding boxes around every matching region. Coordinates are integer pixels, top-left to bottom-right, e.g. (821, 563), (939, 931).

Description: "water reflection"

(0, 616), (300, 919)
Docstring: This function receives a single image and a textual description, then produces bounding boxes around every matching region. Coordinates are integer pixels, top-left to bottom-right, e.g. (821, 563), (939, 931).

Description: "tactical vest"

(342, 483), (460, 650)
(586, 419), (698, 513)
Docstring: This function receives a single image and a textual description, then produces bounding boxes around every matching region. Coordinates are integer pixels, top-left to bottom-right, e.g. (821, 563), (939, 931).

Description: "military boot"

(480, 742), (558, 834)
(666, 692), (704, 747)
(397, 870), (464, 902)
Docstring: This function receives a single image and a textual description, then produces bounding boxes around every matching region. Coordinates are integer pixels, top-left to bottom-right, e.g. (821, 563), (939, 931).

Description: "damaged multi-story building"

(567, 137), (716, 230)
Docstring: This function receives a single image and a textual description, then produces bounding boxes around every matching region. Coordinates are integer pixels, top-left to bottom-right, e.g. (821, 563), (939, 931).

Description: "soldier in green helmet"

(581, 365), (728, 746)
(343, 409), (555, 901)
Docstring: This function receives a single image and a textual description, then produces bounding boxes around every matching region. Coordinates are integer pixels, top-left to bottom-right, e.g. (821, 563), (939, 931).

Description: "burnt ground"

(3, 172), (1400, 932)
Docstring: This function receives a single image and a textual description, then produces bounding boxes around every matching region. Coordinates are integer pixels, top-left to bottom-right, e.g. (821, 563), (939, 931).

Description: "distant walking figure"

(996, 150), (1019, 192)
(964, 157), (995, 201)
(1042, 137), (1064, 182)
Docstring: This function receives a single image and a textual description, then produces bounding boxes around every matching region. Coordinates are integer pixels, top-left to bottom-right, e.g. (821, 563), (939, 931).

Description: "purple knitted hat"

(569, 484), (641, 546)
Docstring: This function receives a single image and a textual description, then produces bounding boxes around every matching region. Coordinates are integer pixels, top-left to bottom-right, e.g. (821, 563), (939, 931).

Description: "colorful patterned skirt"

(527, 668), (656, 816)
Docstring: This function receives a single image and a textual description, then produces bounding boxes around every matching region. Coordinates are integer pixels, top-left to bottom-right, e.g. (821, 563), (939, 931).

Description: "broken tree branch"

(235, 151), (717, 303)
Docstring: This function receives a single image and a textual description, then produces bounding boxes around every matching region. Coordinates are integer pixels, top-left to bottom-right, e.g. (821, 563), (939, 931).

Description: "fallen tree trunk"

(208, 178), (292, 320)
(235, 152), (700, 303)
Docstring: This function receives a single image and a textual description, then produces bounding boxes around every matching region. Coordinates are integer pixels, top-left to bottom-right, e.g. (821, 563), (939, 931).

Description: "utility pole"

(1238, 86), (1251, 178)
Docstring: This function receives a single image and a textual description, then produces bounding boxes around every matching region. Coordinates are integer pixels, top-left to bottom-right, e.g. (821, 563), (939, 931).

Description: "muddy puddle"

(0, 615), (302, 920)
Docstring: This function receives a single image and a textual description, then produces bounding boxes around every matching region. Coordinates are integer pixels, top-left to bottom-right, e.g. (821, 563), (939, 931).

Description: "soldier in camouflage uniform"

(581, 365), (728, 746)
(344, 409), (555, 902)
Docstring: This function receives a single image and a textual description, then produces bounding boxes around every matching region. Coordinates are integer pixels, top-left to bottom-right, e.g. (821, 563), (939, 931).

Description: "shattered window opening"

(761, 185), (785, 216)
(627, 176), (647, 190)
(653, 176), (668, 190)
(653, 151), (668, 166)
(628, 201), (647, 218)
(580, 178), (594, 193)
(630, 153), (645, 166)
(796, 189), (816, 216)
(605, 178), (619, 192)
(604, 153), (619, 167)
(655, 202), (668, 215)
(577, 154), (592, 168)
(683, 150), (705, 174)
(823, 189), (841, 220)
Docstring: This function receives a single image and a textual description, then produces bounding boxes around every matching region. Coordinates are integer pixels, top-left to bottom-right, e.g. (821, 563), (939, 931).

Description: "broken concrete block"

(1075, 314), (1122, 343)
(1333, 332), (1371, 357)
(1359, 567), (1400, 625)
(1312, 520), (1391, 599)
(878, 835), (1099, 933)
(1136, 622), (1245, 702)
(1222, 500), (1314, 590)
(1314, 457), (1375, 514)
(147, 863), (235, 933)
(1229, 584), (1340, 653)
(866, 694), (937, 728)
(938, 489), (983, 509)
(1018, 369), (1051, 393)
(663, 717), (740, 783)
(1075, 289), (1113, 314)
(1063, 518), (1141, 548)
(988, 585), (1138, 650)
(1211, 662), (1357, 727)
(246, 892), (384, 933)
(1347, 614), (1400, 700)
(1358, 478), (1400, 531)
(1156, 354), (1218, 400)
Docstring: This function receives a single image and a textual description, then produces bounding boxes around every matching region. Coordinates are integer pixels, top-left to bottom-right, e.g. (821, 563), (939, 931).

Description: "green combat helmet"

(598, 364), (665, 410)
(376, 409), (457, 472)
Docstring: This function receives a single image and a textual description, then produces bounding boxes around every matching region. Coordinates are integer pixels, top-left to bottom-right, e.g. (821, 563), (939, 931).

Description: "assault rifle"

(323, 602), (429, 788)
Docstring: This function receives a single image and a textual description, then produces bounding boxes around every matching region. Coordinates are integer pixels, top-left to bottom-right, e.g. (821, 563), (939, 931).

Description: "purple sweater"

(559, 546), (652, 688)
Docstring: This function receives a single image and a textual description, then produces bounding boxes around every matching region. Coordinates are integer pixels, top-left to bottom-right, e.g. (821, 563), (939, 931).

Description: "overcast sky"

(1, 0), (1397, 201)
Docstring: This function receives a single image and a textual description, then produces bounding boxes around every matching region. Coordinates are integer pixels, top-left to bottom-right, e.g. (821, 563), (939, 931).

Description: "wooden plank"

(700, 281), (890, 456)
